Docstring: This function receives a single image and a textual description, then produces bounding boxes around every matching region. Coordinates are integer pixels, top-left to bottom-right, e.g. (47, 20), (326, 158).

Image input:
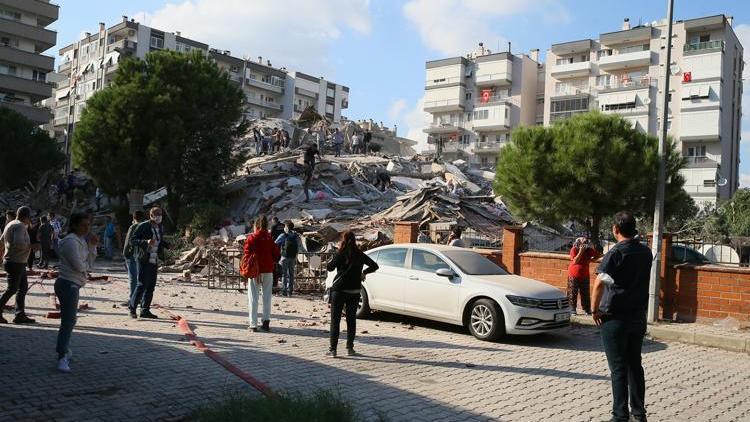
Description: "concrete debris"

(301, 208), (332, 221)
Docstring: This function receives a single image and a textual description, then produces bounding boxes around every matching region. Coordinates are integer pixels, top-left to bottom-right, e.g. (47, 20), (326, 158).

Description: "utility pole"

(648, 0), (675, 323)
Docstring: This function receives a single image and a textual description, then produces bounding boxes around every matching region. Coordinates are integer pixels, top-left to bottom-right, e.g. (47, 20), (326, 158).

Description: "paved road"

(1, 267), (749, 422)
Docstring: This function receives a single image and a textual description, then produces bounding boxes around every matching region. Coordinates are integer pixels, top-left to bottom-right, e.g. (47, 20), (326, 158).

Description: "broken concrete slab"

(332, 197), (363, 207)
(318, 222), (349, 241)
(263, 187), (284, 200)
(287, 177), (303, 188)
(301, 208), (332, 221)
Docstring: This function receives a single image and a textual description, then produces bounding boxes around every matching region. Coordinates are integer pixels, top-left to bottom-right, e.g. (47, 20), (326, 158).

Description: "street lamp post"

(648, 0), (675, 324)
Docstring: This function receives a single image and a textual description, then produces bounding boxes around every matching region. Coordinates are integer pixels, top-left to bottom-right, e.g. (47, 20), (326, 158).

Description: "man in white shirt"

(0, 206), (35, 324)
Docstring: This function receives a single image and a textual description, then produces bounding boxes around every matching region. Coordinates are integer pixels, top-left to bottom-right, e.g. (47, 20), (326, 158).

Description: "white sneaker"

(57, 357), (71, 373)
(65, 348), (73, 360)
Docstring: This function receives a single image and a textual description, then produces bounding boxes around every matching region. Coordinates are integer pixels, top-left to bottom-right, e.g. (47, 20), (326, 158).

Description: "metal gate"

(206, 248), (334, 292)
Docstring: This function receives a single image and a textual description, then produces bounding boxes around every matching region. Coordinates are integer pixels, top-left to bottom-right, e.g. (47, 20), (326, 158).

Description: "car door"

(367, 247), (407, 312)
(402, 249), (460, 322)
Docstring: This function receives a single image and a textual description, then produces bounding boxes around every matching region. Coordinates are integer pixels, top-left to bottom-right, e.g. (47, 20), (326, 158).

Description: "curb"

(570, 316), (750, 354)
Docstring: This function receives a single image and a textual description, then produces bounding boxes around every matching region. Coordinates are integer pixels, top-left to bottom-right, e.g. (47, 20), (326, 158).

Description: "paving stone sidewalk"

(1, 265), (750, 422)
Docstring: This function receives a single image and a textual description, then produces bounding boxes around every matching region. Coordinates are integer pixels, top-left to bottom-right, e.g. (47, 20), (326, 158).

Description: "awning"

(55, 87), (70, 100)
(104, 51), (119, 65)
(600, 92), (637, 106)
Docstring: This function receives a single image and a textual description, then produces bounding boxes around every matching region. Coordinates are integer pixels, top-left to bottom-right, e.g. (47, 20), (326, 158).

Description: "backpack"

(240, 251), (260, 279)
(283, 233), (299, 258)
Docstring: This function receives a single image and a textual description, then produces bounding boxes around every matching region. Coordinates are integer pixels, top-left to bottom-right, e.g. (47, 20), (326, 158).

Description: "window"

(326, 88), (335, 97)
(411, 250), (450, 273)
(150, 36), (164, 49)
(32, 70), (46, 82)
(596, 74), (612, 87)
(687, 145), (706, 157)
(598, 49), (613, 59)
(0, 63), (17, 76)
(703, 180), (716, 187)
(473, 110), (489, 120)
(325, 104), (334, 114)
(505, 107), (509, 118)
(377, 248), (407, 268)
(0, 9), (22, 21)
(0, 36), (18, 48)
(465, 92), (472, 101)
(481, 157), (489, 167)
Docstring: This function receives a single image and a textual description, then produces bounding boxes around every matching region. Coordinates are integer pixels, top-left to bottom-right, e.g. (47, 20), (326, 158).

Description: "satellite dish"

(716, 177), (728, 187)
(643, 97), (651, 105)
(670, 64), (681, 75)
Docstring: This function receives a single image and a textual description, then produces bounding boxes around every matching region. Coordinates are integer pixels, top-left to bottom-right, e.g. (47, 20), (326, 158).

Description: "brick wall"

(393, 222), (419, 244)
(518, 252), (574, 291)
(671, 265), (750, 321)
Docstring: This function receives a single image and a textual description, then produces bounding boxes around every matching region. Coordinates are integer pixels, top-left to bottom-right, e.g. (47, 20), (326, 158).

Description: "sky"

(51, 0), (750, 187)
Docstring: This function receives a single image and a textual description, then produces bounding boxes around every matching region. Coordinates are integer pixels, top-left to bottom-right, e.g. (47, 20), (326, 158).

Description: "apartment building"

(422, 44), (544, 169)
(0, 0), (58, 125)
(53, 16), (208, 158)
(544, 15), (743, 205)
(285, 71), (349, 123)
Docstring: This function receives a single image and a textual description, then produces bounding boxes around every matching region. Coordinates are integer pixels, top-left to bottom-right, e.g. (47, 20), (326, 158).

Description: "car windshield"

(443, 251), (508, 275)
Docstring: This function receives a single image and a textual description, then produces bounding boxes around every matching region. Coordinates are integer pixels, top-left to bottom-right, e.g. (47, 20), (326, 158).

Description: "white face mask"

(152, 215), (162, 224)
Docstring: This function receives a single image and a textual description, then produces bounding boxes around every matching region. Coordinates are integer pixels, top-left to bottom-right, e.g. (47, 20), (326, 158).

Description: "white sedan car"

(325, 244), (570, 341)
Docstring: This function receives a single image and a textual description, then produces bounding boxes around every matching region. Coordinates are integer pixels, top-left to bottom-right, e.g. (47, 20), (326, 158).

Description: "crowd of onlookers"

(252, 126), (374, 157)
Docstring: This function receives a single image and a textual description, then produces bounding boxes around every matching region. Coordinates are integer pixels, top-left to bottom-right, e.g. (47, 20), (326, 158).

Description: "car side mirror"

(435, 268), (455, 278)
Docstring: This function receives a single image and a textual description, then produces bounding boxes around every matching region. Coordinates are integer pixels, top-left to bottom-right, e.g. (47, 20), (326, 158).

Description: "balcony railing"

(424, 98), (464, 110)
(683, 40), (723, 53)
(477, 94), (511, 105)
(424, 122), (466, 133)
(598, 77), (651, 91)
(473, 141), (505, 152)
(683, 184), (718, 196)
(426, 76), (462, 86)
(553, 87), (590, 97)
(106, 39), (137, 53)
(550, 110), (588, 122)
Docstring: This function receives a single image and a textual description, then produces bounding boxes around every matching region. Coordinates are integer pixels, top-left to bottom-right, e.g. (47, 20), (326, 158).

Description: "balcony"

(552, 87), (591, 98)
(247, 96), (283, 111)
(472, 104), (510, 132)
(0, 101), (52, 125)
(1, 0), (59, 23)
(295, 87), (318, 99)
(423, 122), (466, 134)
(425, 76), (463, 89)
(441, 143), (461, 153)
(473, 142), (504, 154)
(107, 39), (137, 55)
(683, 40), (723, 56)
(597, 50), (651, 71)
(0, 74), (53, 102)
(246, 77), (284, 94)
(0, 45), (54, 71)
(682, 184), (718, 199)
(550, 61), (593, 79)
(679, 109), (720, 141)
(475, 71), (512, 87)
(597, 77), (651, 93)
(57, 60), (71, 73)
(683, 156), (718, 169)
(424, 98), (465, 113)
(0, 18), (56, 50)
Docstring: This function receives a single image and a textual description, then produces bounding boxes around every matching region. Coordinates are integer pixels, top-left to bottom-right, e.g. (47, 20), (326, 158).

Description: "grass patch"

(193, 390), (384, 422)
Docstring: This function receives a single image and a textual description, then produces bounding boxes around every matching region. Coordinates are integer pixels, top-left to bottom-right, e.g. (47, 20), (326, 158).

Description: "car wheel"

(356, 286), (371, 319)
(467, 299), (504, 341)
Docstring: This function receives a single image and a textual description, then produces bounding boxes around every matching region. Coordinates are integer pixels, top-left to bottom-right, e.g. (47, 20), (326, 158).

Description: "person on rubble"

(333, 128), (344, 157)
(38, 216), (54, 269)
(54, 212), (98, 373)
(272, 128), (281, 153)
(244, 215), (280, 332)
(374, 168), (392, 191)
(303, 143), (322, 203)
(447, 228), (466, 248)
(253, 127), (262, 156)
(122, 210), (146, 306)
(282, 129), (291, 149)
(128, 207), (169, 319)
(270, 216), (285, 289)
(275, 220), (307, 297)
(316, 129), (326, 155)
(363, 130), (372, 156)
(27, 214), (40, 270)
(325, 231), (379, 358)
(0, 206), (36, 324)
(352, 131), (362, 155)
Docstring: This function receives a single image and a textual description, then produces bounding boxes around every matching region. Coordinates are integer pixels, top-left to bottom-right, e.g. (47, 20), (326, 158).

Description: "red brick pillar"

(394, 222), (419, 244)
(647, 232), (674, 319)
(502, 226), (523, 275)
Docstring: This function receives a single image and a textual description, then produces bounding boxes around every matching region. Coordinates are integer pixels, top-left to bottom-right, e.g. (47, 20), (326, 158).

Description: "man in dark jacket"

(363, 130), (372, 156)
(592, 211), (652, 422)
(128, 207), (168, 319)
(37, 216), (54, 269)
(122, 210), (146, 306)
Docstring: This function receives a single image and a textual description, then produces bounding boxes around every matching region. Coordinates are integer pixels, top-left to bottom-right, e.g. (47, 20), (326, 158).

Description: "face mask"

(153, 216), (162, 224)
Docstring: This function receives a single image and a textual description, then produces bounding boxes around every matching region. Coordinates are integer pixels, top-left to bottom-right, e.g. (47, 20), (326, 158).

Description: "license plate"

(555, 312), (570, 322)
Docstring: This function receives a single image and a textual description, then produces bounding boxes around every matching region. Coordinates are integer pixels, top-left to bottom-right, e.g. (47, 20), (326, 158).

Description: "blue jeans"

(600, 315), (647, 421)
(104, 236), (114, 259)
(125, 257), (138, 298)
(130, 261), (157, 312)
(55, 278), (80, 359)
(281, 257), (296, 295)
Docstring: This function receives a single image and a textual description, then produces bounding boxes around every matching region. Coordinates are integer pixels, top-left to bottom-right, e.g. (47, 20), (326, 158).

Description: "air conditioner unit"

(128, 30), (135, 36)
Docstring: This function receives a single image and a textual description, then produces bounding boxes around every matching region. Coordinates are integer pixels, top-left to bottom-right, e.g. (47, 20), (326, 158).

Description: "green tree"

(0, 107), (64, 191)
(719, 188), (750, 237)
(494, 112), (688, 244)
(72, 50), (248, 226)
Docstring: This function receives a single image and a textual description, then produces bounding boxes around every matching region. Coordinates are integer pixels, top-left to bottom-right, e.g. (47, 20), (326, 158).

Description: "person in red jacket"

(568, 237), (600, 315)
(243, 215), (280, 332)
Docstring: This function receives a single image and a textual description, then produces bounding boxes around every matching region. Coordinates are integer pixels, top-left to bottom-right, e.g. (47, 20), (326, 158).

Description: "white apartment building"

(52, 16), (351, 162)
(285, 71), (349, 123)
(545, 15), (743, 205)
(0, 0), (58, 125)
(422, 44), (544, 169)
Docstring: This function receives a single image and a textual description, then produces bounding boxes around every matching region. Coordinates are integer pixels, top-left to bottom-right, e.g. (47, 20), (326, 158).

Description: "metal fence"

(422, 226), (502, 249)
(521, 233), (578, 253)
(671, 235), (749, 267)
(206, 248), (335, 292)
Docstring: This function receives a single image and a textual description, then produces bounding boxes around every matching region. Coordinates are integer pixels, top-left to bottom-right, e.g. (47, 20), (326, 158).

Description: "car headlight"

(506, 295), (543, 308)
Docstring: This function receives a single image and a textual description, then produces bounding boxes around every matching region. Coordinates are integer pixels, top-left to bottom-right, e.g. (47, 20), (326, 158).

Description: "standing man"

(274, 220), (306, 297)
(27, 215), (40, 270)
(303, 143), (322, 203)
(351, 131), (362, 155)
(363, 130), (372, 156)
(0, 206), (36, 324)
(38, 216), (54, 269)
(592, 211), (652, 422)
(568, 237), (599, 315)
(128, 207), (169, 319)
(103, 216), (116, 260)
(333, 128), (344, 157)
(50, 212), (62, 253)
(269, 216), (285, 289)
(122, 210), (146, 306)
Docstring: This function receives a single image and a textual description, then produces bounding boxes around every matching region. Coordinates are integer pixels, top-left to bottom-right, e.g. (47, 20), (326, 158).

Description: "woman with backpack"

(325, 231), (378, 357)
(243, 215), (280, 332)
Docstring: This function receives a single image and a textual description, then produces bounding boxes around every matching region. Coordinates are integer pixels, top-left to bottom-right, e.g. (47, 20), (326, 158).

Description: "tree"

(494, 112), (687, 244)
(0, 107), (64, 191)
(719, 188), (750, 237)
(73, 50), (248, 226)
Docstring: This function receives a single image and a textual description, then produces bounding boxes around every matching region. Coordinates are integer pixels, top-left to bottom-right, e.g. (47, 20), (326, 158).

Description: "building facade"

(285, 71), (349, 123)
(422, 44), (544, 169)
(0, 0), (58, 125)
(545, 15), (743, 205)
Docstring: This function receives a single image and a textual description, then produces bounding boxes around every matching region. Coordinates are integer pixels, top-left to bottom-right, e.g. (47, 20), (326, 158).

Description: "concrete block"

(287, 177), (303, 188)
(647, 326), (695, 343)
(693, 332), (747, 353)
(301, 208), (332, 221)
(263, 187), (284, 200)
(332, 197), (363, 207)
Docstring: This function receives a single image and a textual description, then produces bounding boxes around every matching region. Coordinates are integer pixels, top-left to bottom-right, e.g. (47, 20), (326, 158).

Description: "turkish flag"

(683, 72), (692, 83)
(481, 89), (491, 103)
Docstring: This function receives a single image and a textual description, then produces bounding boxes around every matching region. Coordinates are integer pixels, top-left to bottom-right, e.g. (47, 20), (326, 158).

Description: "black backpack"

(283, 233), (299, 258)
